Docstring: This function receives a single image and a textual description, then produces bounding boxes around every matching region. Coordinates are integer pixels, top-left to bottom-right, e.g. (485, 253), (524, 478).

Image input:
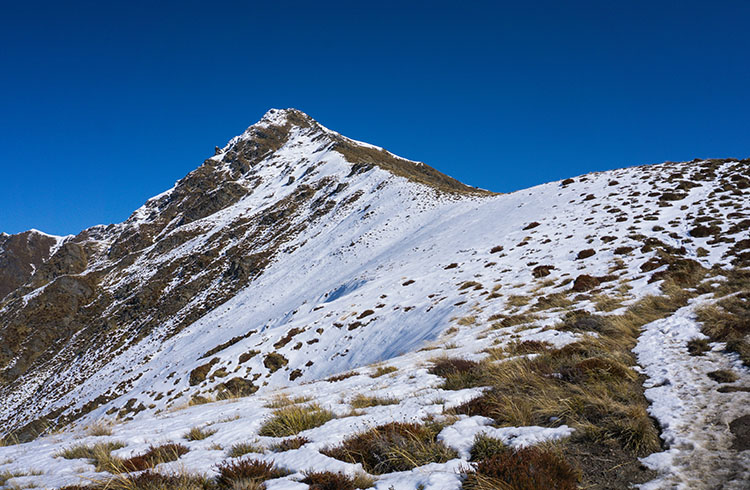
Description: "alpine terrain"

(1, 109), (748, 489)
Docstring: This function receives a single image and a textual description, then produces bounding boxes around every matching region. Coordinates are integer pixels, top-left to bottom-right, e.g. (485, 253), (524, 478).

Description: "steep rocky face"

(0, 109), (485, 439)
(0, 230), (61, 300)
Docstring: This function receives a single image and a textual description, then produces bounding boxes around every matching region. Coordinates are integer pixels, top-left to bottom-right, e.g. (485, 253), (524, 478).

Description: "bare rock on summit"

(0, 230), (58, 300)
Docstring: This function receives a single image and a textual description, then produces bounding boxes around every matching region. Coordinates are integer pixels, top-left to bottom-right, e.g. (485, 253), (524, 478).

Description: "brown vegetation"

(322, 422), (456, 474)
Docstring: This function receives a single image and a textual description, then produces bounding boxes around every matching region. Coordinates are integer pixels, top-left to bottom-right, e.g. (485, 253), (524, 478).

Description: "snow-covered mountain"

(0, 109), (748, 489)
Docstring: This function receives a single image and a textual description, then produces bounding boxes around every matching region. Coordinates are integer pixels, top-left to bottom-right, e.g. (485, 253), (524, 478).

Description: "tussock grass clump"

(429, 357), (485, 390)
(322, 422), (456, 474)
(227, 441), (264, 457)
(0, 471), (16, 486)
(302, 471), (355, 490)
(457, 315), (477, 325)
(593, 294), (625, 312)
(57, 441), (126, 460)
(0, 432), (19, 447)
(462, 446), (580, 490)
(326, 371), (359, 382)
(301, 471), (376, 489)
(556, 310), (615, 336)
(60, 471), (212, 490)
(350, 393), (399, 408)
(185, 426), (218, 441)
(506, 294), (531, 307)
(264, 394), (311, 409)
(469, 434), (506, 462)
(532, 292), (574, 311)
(707, 369), (738, 383)
(189, 394), (215, 406)
(370, 365), (398, 378)
(302, 471), (375, 490)
(350, 472), (377, 489)
(504, 340), (553, 355)
(258, 404), (335, 437)
(489, 313), (539, 329)
(1, 470), (40, 486)
(56, 441), (126, 471)
(687, 338), (710, 356)
(215, 458), (289, 488)
(455, 357), (656, 456)
(85, 419), (114, 436)
(696, 292), (750, 366)
(270, 436), (309, 451)
(121, 443), (189, 472)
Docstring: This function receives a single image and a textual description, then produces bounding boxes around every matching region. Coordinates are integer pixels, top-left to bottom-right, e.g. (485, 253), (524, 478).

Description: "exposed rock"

(572, 274), (600, 292)
(0, 230), (58, 299)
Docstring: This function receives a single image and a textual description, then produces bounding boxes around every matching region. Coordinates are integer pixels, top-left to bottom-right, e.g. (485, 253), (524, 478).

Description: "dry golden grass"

(322, 422), (456, 474)
(506, 295), (531, 307)
(532, 292), (574, 311)
(85, 419), (114, 436)
(457, 316), (477, 326)
(56, 441), (126, 471)
(1, 469), (43, 487)
(325, 371), (359, 382)
(258, 404), (335, 437)
(370, 365), (398, 378)
(214, 458), (289, 489)
(489, 313), (539, 330)
(188, 394), (216, 406)
(350, 393), (399, 408)
(530, 278), (556, 292)
(450, 283), (697, 458)
(264, 393), (312, 409)
(227, 441), (264, 457)
(59, 470), (212, 490)
(503, 340), (553, 356)
(592, 294), (625, 312)
(696, 292), (750, 365)
(184, 426), (217, 441)
(0, 433), (19, 447)
(429, 357), (487, 390)
(469, 433), (507, 461)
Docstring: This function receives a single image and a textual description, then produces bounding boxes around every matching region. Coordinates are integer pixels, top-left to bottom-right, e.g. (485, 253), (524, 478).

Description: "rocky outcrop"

(0, 230), (58, 300)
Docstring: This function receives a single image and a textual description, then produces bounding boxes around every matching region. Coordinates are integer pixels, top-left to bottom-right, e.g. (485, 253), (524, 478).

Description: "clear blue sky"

(2, 1), (749, 236)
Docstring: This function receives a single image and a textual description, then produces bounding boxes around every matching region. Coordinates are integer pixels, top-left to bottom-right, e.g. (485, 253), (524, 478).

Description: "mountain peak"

(256, 108), (312, 128)
(214, 109), (488, 195)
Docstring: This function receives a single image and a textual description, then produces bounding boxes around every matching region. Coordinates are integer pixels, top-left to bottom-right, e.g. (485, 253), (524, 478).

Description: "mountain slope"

(0, 111), (748, 489)
(0, 109), (488, 438)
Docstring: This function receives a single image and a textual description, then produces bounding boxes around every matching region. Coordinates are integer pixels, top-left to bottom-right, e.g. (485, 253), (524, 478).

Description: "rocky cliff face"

(0, 230), (62, 300)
